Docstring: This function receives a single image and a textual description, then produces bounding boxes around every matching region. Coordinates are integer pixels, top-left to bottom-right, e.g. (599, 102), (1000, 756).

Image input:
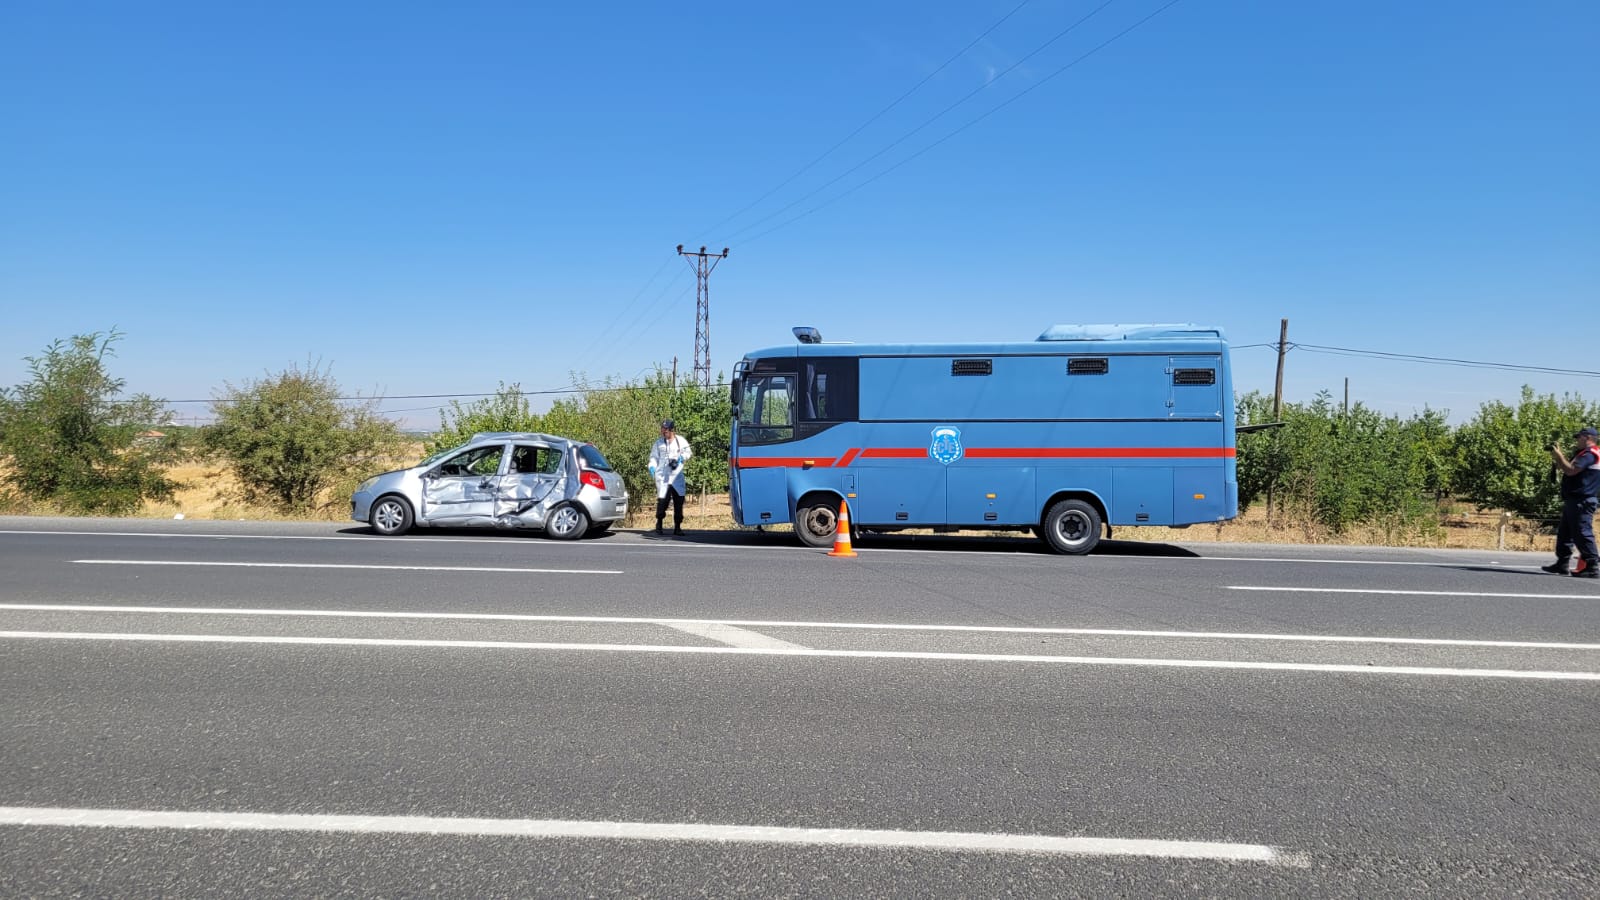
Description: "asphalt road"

(2, 516), (1597, 897)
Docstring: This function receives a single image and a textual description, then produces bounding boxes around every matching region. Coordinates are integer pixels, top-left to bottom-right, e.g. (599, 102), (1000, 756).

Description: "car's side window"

(438, 445), (504, 477)
(511, 445), (563, 475)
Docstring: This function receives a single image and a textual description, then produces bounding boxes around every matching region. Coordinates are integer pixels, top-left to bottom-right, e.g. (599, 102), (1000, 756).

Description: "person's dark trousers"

(655, 486), (685, 534)
(1554, 496), (1600, 570)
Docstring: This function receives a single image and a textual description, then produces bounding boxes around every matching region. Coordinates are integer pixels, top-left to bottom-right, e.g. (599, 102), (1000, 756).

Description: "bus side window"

(799, 358), (859, 423)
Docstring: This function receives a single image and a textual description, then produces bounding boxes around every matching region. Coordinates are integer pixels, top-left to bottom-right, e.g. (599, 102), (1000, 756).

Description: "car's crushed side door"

(419, 444), (505, 524)
(495, 443), (568, 527)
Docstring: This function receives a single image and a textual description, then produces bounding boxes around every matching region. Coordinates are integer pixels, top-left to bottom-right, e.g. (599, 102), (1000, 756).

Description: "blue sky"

(2, 0), (1595, 428)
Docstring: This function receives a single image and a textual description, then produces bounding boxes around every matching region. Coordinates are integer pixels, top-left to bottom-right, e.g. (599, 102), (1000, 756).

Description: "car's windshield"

(418, 446), (458, 469)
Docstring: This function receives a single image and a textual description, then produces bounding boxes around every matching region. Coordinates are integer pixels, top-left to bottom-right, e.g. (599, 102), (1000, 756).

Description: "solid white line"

(3, 630), (1597, 680)
(1198, 556), (1537, 568)
(73, 560), (620, 575)
(0, 806), (1300, 864)
(1231, 586), (1594, 600)
(1, 529), (698, 551)
(4, 604), (1596, 651)
(664, 622), (810, 651)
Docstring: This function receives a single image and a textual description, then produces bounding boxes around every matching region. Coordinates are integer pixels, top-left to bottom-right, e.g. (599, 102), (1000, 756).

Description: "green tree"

(426, 382), (541, 456)
(0, 331), (179, 514)
(529, 370), (732, 515)
(1452, 386), (1600, 523)
(1237, 388), (1442, 538)
(204, 362), (405, 512)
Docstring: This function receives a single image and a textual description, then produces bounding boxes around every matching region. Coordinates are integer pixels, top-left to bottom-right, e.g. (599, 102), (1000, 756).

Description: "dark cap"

(661, 419), (675, 430)
(1578, 427), (1599, 439)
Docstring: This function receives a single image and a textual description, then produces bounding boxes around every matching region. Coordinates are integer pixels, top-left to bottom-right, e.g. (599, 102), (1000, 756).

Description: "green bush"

(0, 331), (179, 514)
(204, 362), (405, 513)
(425, 382), (542, 457)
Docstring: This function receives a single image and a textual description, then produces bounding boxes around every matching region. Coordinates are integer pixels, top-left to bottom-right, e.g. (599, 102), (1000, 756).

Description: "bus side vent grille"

(1067, 358), (1109, 375)
(951, 359), (992, 376)
(1173, 368), (1216, 385)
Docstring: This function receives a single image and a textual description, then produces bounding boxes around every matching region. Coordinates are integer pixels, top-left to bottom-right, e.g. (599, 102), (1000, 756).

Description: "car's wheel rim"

(551, 507), (580, 535)
(374, 501), (405, 532)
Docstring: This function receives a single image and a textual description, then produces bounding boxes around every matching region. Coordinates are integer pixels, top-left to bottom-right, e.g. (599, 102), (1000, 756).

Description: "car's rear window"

(578, 444), (613, 471)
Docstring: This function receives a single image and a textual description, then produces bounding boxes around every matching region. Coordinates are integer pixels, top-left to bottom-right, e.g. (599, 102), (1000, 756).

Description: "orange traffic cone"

(827, 500), (858, 557)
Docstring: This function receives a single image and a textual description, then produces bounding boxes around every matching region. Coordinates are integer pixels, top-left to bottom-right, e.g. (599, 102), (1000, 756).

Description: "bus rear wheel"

(1042, 499), (1102, 555)
(795, 500), (839, 549)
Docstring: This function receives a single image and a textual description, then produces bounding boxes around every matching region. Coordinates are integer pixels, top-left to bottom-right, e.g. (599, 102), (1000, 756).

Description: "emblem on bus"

(929, 426), (963, 465)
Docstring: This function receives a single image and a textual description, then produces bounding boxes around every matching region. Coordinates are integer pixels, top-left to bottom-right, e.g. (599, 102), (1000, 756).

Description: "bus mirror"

(730, 376), (742, 416)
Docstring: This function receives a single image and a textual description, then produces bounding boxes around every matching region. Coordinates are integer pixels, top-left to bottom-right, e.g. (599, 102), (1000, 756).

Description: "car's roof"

(467, 431), (574, 445)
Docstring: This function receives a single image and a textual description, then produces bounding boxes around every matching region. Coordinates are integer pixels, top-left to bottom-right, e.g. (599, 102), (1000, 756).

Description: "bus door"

(732, 370), (797, 526)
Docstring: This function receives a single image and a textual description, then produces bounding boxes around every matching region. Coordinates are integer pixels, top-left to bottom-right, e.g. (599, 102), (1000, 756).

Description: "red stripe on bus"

(858, 448), (928, 459)
(735, 457), (837, 469)
(737, 447), (1235, 467)
(964, 447), (1236, 459)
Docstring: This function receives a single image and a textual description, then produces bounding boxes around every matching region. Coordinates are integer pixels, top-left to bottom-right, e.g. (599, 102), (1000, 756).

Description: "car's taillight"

(579, 470), (606, 491)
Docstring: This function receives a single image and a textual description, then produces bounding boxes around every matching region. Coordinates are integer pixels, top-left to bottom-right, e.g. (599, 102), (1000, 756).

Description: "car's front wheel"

(370, 495), (414, 536)
(546, 503), (589, 540)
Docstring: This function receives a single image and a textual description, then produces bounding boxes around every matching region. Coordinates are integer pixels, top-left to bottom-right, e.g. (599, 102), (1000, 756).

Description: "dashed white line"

(1230, 586), (1595, 600)
(0, 806), (1302, 865)
(3, 630), (1597, 680)
(3, 604), (1595, 651)
(664, 622), (810, 651)
(73, 560), (620, 575)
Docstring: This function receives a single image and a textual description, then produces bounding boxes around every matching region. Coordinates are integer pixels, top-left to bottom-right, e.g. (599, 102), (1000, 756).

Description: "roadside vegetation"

(0, 331), (1591, 547)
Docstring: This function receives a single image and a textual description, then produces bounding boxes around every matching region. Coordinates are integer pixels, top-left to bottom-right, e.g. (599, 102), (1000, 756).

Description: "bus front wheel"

(795, 500), (840, 549)
(1042, 499), (1102, 555)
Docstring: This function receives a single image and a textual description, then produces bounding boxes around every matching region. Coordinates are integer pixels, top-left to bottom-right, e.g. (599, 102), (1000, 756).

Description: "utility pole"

(677, 244), (729, 389)
(1343, 377), (1349, 418)
(1272, 318), (1289, 420)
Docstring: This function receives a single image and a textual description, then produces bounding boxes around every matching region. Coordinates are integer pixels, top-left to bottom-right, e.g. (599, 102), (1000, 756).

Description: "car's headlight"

(357, 476), (380, 492)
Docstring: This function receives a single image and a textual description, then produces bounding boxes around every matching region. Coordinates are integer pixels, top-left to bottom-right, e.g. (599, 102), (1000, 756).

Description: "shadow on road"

(339, 524), (1202, 557)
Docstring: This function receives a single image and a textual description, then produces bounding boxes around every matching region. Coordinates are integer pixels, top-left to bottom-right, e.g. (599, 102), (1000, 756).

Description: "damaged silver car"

(351, 432), (628, 539)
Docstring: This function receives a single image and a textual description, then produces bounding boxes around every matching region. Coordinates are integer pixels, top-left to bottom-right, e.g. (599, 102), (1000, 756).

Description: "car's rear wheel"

(546, 503), (589, 540)
(795, 499), (840, 548)
(370, 495), (414, 536)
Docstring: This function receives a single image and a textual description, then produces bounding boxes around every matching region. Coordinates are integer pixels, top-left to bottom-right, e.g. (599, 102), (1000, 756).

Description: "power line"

(719, 0), (1125, 246)
(737, 0), (1185, 246)
(693, 0), (1039, 242)
(1293, 343), (1600, 379)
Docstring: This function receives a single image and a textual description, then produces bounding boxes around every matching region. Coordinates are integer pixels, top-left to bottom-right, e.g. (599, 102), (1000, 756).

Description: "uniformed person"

(1543, 426), (1600, 577)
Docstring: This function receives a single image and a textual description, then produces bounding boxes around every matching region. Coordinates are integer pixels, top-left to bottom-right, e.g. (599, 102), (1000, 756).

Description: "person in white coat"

(648, 419), (692, 535)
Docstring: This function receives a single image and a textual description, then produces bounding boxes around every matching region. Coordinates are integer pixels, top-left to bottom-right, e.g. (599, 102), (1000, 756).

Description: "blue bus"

(728, 324), (1238, 554)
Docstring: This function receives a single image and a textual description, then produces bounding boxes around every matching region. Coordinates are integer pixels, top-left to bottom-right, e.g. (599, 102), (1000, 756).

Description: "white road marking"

(1231, 586), (1594, 600)
(73, 560), (620, 575)
(3, 630), (1598, 680)
(1, 529), (686, 550)
(664, 622), (810, 651)
(1198, 556), (1537, 568)
(0, 806), (1301, 865)
(3, 604), (1595, 651)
